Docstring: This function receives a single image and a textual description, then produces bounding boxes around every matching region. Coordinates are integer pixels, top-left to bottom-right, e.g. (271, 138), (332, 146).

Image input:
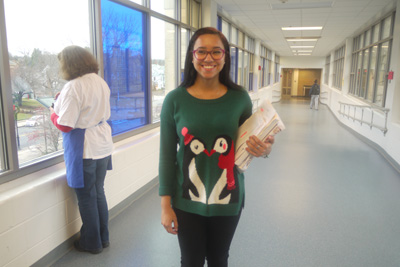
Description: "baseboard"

(32, 177), (159, 267)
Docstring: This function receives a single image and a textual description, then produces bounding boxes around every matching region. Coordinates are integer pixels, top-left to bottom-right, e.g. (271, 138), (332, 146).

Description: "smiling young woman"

(159, 27), (274, 267)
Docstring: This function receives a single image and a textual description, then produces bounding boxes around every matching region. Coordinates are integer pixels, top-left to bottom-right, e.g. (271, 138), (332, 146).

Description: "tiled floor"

(52, 98), (400, 267)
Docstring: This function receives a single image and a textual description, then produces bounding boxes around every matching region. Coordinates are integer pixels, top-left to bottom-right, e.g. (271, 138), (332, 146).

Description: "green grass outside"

(16, 99), (43, 121)
(17, 113), (32, 120)
(22, 99), (41, 108)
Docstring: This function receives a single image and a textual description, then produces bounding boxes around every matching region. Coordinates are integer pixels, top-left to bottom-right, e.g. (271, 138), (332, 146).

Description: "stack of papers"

(235, 98), (285, 172)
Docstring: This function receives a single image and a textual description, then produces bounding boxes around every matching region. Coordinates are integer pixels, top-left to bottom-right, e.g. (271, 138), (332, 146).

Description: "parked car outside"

(25, 115), (47, 127)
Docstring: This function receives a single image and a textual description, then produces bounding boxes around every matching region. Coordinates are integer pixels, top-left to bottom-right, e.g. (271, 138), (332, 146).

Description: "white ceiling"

(215, 0), (396, 56)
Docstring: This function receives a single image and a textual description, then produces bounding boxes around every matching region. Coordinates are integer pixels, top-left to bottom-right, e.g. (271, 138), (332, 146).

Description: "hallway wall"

(0, 128), (160, 267)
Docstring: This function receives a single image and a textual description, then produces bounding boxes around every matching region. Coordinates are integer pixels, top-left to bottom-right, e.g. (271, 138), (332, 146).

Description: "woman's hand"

(161, 196), (178, 235)
(245, 135), (275, 158)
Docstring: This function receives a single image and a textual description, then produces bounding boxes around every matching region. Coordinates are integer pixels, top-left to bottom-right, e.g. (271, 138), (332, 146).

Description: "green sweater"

(159, 86), (252, 217)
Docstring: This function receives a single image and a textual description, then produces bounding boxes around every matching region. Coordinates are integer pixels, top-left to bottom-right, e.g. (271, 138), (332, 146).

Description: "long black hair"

(179, 27), (243, 90)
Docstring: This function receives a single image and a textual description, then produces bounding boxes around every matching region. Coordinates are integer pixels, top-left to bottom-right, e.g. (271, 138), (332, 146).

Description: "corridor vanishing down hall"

(52, 99), (400, 267)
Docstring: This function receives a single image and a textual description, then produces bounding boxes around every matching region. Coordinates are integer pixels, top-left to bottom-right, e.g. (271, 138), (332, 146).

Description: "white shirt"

(54, 73), (113, 159)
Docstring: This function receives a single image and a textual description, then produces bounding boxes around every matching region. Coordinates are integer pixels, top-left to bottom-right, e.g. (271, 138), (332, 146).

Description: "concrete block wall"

(0, 128), (160, 267)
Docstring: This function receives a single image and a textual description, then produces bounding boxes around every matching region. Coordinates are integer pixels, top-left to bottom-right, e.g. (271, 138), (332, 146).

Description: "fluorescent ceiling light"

(271, 1), (334, 10)
(282, 27), (323, 31)
(286, 38), (319, 42)
(298, 53), (312, 56)
(297, 50), (313, 52)
(291, 46), (314, 48)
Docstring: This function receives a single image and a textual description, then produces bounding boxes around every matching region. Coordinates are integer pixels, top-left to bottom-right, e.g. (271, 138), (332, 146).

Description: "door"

(282, 68), (293, 97)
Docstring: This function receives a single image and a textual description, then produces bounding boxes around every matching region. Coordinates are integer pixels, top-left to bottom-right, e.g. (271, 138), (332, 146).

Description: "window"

(181, 28), (189, 82)
(217, 16), (255, 91)
(151, 18), (177, 123)
(348, 12), (394, 106)
(4, 0), (90, 166)
(332, 45), (345, 89)
(221, 20), (230, 42)
(129, 0), (144, 5)
(151, 0), (177, 19)
(230, 46), (237, 83)
(325, 55), (330, 85)
(267, 50), (273, 85)
(231, 27), (237, 45)
(375, 42), (389, 106)
(259, 45), (270, 88)
(0, 0), (201, 183)
(237, 50), (243, 86)
(181, 0), (188, 24)
(102, 0), (148, 134)
(190, 0), (201, 28)
(367, 45), (378, 101)
(274, 55), (280, 83)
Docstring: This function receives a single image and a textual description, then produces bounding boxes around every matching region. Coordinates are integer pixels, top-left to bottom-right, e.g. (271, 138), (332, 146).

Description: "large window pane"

(355, 51), (363, 95)
(0, 84), (5, 172)
(221, 20), (229, 42)
(181, 28), (189, 82)
(237, 49), (243, 86)
(367, 46), (377, 102)
(375, 42), (389, 106)
(243, 51), (249, 89)
(4, 0), (90, 165)
(191, 0), (200, 28)
(365, 29), (371, 46)
(151, 0), (176, 19)
(372, 24), (380, 43)
(238, 31), (244, 48)
(382, 16), (392, 39)
(231, 27), (238, 45)
(129, 0), (144, 5)
(181, 0), (188, 24)
(151, 17), (177, 122)
(102, 0), (148, 135)
(230, 46), (237, 82)
(361, 49), (369, 98)
(360, 33), (365, 48)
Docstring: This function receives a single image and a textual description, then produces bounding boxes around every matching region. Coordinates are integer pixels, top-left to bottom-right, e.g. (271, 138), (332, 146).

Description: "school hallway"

(51, 98), (400, 267)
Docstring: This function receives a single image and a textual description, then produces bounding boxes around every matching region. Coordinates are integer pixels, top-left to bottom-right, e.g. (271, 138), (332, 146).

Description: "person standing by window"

(159, 27), (274, 267)
(50, 45), (113, 254)
(309, 79), (320, 110)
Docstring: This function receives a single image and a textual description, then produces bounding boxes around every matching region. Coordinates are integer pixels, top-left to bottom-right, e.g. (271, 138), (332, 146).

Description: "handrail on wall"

(338, 101), (390, 135)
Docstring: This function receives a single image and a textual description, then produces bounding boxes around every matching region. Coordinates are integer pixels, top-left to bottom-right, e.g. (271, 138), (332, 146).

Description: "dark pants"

(74, 156), (111, 251)
(174, 208), (242, 267)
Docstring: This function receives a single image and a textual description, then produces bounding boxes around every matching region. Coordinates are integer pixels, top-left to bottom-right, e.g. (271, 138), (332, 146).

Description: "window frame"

(348, 11), (394, 107)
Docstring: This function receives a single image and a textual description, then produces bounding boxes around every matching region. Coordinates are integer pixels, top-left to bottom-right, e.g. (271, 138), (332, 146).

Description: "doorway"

(282, 69), (292, 98)
(281, 68), (322, 98)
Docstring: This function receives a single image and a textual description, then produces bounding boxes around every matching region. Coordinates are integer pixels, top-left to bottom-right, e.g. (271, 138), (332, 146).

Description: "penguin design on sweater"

(208, 135), (239, 204)
(181, 127), (207, 203)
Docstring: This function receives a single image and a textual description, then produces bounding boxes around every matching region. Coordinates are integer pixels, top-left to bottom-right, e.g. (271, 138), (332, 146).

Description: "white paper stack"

(235, 98), (285, 172)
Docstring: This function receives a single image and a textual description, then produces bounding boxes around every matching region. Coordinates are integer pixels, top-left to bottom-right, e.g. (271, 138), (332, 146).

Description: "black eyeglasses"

(192, 48), (225, 61)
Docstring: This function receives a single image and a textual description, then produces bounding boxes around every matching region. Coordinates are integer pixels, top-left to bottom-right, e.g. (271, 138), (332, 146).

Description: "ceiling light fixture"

(286, 38), (319, 42)
(272, 1), (334, 10)
(291, 46), (314, 48)
(282, 26), (323, 31)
